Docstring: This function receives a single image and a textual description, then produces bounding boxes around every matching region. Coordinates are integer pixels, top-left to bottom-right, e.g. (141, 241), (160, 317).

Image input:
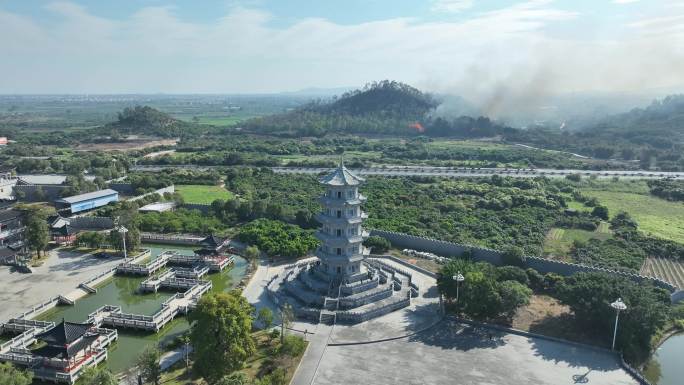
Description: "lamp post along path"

(610, 298), (627, 350)
(453, 272), (465, 304)
(118, 225), (128, 259)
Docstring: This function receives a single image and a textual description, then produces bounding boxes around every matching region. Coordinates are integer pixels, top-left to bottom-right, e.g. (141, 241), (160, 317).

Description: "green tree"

(217, 372), (248, 385)
(363, 236), (391, 254)
(496, 266), (529, 286)
(244, 245), (260, 260)
(556, 272), (670, 363)
(189, 292), (256, 384)
(257, 307), (273, 330)
(591, 205), (609, 220)
(78, 366), (118, 385)
(0, 362), (33, 385)
(136, 347), (162, 385)
(109, 226), (140, 253)
(24, 208), (49, 256)
(501, 246), (526, 267)
(460, 270), (503, 319)
(498, 280), (532, 318)
(280, 334), (306, 357)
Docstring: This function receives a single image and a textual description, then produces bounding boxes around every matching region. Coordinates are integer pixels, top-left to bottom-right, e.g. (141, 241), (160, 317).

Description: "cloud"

(431, 0), (474, 13)
(613, 0), (640, 4)
(0, 0), (682, 106)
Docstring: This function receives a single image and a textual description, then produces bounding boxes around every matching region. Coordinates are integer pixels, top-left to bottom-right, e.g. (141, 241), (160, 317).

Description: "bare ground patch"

(75, 138), (178, 151)
(512, 294), (604, 347)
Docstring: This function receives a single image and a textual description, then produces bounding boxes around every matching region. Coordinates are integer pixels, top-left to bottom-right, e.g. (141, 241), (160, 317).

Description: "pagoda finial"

(339, 154), (344, 168)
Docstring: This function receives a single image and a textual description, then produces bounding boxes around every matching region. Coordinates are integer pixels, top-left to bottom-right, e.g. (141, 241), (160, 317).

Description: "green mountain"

(241, 80), (513, 138)
(104, 106), (192, 138)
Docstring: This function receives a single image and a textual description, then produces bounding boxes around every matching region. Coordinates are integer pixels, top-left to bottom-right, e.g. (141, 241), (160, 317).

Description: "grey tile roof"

(0, 209), (22, 222)
(36, 320), (93, 346)
(319, 163), (365, 186)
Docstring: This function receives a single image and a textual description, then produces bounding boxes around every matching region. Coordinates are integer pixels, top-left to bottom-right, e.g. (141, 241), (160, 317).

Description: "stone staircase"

(319, 310), (336, 325)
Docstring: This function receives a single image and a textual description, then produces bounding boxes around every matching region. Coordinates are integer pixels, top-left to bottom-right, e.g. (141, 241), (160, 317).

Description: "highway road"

(131, 164), (684, 179)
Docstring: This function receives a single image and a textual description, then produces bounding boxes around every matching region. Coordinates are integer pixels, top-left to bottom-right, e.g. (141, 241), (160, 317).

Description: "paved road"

(131, 164), (684, 180)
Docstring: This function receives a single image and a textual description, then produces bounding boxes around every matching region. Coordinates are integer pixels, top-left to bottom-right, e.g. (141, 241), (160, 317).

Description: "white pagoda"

(314, 161), (369, 280)
(268, 161), (412, 324)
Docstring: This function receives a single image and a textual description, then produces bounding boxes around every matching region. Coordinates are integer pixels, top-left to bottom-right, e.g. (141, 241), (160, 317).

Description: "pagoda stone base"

(266, 258), (414, 324)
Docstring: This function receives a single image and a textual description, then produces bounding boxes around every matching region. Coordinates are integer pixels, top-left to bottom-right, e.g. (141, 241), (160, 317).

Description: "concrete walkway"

(160, 345), (192, 371)
(290, 324), (334, 385)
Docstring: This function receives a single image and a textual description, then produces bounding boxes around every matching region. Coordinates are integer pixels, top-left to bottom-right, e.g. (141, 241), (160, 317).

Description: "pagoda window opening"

(336, 210), (342, 218)
(336, 248), (342, 255)
(337, 191), (342, 199)
(336, 229), (342, 237)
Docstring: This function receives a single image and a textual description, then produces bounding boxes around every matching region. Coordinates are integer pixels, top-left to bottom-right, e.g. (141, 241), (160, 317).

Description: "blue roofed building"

(55, 189), (119, 214)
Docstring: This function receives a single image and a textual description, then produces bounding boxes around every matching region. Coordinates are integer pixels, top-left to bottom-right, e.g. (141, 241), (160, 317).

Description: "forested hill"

(507, 94), (684, 170)
(587, 94), (684, 147)
(241, 80), (513, 138)
(102, 106), (197, 138)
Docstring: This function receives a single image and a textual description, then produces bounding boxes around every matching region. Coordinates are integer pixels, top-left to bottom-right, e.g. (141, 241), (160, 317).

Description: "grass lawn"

(581, 189), (684, 243)
(176, 185), (233, 204)
(543, 225), (613, 259)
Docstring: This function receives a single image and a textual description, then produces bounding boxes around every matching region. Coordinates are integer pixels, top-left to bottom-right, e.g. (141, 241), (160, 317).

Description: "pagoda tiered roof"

(319, 162), (365, 186)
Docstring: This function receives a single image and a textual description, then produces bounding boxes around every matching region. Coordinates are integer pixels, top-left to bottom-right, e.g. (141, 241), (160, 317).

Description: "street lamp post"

(453, 271), (465, 304)
(117, 225), (128, 259)
(610, 298), (627, 350)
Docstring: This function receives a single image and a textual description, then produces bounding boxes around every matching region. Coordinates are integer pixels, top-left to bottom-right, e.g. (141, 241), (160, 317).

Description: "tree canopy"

(556, 272), (671, 362)
(237, 219), (319, 259)
(0, 362), (33, 385)
(189, 291), (256, 384)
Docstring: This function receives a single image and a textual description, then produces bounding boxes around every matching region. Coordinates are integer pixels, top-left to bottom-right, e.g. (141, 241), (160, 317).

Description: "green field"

(581, 189), (684, 243)
(176, 185), (233, 204)
(543, 225), (613, 259)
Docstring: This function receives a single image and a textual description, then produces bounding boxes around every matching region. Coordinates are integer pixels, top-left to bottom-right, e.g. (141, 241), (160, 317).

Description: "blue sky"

(0, 0), (682, 96)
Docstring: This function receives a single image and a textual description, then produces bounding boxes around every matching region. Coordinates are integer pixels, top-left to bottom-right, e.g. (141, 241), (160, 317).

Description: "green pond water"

(643, 333), (684, 385)
(33, 244), (248, 374)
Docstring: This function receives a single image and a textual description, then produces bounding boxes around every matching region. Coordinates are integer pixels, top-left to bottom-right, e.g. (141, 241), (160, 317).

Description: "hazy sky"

(1, 0), (683, 95)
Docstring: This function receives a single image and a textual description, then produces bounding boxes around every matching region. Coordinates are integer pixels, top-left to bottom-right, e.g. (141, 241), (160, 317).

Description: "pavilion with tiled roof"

(195, 234), (229, 256)
(33, 320), (99, 361)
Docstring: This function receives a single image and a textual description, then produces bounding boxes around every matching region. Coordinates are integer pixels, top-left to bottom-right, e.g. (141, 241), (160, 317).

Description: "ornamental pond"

(643, 333), (684, 385)
(32, 244), (248, 374)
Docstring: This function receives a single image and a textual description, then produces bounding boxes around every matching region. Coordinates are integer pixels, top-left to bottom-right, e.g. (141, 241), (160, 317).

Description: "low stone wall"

(140, 232), (203, 245)
(10, 297), (61, 321)
(337, 296), (411, 324)
(371, 229), (679, 301)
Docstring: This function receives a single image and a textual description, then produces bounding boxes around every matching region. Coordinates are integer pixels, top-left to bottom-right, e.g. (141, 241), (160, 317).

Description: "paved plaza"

(313, 321), (638, 385)
(0, 248), (120, 321)
(244, 257), (639, 385)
